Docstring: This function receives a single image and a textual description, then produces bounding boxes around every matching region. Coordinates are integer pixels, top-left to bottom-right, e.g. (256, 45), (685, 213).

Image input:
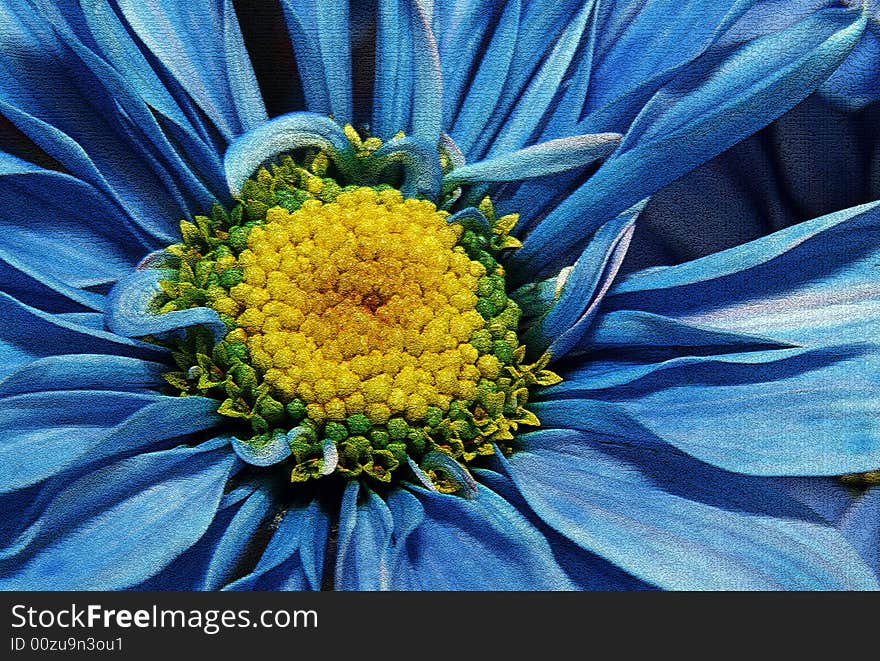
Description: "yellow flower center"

(219, 187), (489, 426)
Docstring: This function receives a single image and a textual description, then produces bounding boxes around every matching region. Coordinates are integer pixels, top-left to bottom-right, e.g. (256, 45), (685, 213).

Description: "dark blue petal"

(380, 483), (574, 590)
(779, 477), (856, 525)
(821, 29), (880, 110)
(518, 7), (867, 276)
(0, 438), (236, 590)
(225, 499), (329, 591)
(839, 488), (880, 576)
(504, 421), (879, 590)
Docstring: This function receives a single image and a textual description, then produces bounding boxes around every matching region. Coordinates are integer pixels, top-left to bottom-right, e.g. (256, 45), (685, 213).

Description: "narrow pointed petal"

(0, 292), (167, 381)
(522, 209), (635, 360)
(443, 133), (621, 190)
(113, 0), (267, 139)
(137, 482), (275, 590)
(0, 155), (149, 310)
(335, 482), (395, 590)
(280, 0), (352, 122)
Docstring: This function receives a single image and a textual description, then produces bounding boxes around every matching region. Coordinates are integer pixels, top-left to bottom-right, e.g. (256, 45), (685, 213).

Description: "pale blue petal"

(444, 133), (620, 189)
(105, 256), (227, 342)
(223, 112), (357, 196)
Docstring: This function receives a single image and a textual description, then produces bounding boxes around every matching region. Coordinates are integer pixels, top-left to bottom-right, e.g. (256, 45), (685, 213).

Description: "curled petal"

(105, 251), (226, 342)
(224, 112), (357, 195)
(366, 136), (442, 199)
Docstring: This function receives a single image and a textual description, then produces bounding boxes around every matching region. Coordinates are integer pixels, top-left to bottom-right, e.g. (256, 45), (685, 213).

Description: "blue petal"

(449, 0), (588, 159)
(504, 421), (879, 590)
(522, 208), (636, 360)
(280, 0), (353, 122)
(839, 488), (880, 576)
(372, 0), (442, 143)
(518, 8), (867, 276)
(541, 344), (880, 476)
(136, 481), (275, 590)
(439, 0), (518, 131)
(0, 390), (222, 494)
(225, 499), (329, 591)
(112, 0), (267, 139)
(821, 28), (880, 110)
(443, 133), (620, 189)
(105, 255), (227, 342)
(0, 154), (149, 310)
(0, 438), (236, 590)
(474, 467), (654, 590)
(483, 1), (594, 157)
(367, 136), (442, 198)
(0, 292), (167, 381)
(608, 200), (880, 347)
(223, 112), (357, 196)
(335, 481), (395, 590)
(230, 429), (293, 467)
(0, 354), (165, 397)
(0, 8), (217, 240)
(779, 477), (857, 525)
(380, 484), (574, 590)
(579, 0), (752, 124)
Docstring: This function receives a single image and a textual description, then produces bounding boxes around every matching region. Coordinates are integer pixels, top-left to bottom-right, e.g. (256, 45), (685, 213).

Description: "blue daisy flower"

(0, 0), (877, 591)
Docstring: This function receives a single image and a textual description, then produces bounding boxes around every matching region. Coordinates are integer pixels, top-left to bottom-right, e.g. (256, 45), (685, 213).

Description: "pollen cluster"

(218, 187), (490, 425)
